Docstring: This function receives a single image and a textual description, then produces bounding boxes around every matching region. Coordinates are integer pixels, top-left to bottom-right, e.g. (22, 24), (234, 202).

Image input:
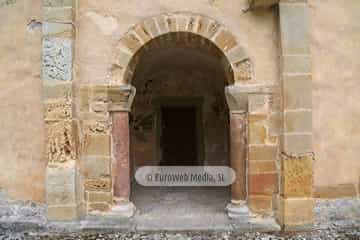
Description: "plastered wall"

(0, 0), (45, 201)
(310, 0), (360, 188)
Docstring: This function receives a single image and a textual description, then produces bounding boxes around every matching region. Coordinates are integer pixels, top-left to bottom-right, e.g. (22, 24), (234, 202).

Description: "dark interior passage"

(161, 107), (197, 166)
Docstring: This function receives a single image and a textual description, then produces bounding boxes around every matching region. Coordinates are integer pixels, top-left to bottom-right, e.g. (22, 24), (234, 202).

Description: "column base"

(226, 200), (251, 219)
(110, 200), (136, 218)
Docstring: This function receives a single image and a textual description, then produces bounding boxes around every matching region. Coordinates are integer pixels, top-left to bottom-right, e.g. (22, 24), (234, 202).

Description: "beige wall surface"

(75, 0), (279, 85)
(310, 0), (360, 187)
(0, 0), (45, 201)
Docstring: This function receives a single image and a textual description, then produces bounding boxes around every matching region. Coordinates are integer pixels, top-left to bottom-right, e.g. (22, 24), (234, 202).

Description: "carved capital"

(108, 85), (136, 112)
(225, 84), (275, 112)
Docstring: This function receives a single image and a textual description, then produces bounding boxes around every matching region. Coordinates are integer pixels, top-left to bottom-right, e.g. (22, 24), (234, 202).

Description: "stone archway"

(42, 2), (315, 229)
(101, 12), (277, 217)
(44, 11), (278, 221)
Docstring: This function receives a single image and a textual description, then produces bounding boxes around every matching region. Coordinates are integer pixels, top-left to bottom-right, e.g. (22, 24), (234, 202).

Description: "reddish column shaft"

(230, 112), (247, 202)
(112, 112), (130, 201)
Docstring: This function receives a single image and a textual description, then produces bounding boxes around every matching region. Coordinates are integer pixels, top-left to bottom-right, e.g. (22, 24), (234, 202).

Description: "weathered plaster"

(310, 0), (360, 188)
(0, 0), (45, 201)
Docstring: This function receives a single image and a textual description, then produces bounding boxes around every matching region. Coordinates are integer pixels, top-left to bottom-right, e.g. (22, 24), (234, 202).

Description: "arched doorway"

(109, 13), (253, 219)
(128, 32), (231, 218)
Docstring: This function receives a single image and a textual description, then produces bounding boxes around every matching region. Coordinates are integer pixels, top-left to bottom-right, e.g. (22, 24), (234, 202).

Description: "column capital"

(108, 85), (136, 112)
(225, 84), (274, 112)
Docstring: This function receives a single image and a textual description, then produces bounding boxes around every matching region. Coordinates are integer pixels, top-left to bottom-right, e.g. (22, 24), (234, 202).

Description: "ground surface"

(132, 186), (278, 231)
(0, 229), (359, 240)
(1, 188), (360, 239)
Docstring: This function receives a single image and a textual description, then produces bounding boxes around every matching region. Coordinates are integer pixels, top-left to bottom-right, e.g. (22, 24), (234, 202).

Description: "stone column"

(225, 86), (250, 218)
(109, 86), (136, 217)
(112, 112), (131, 201)
(278, 0), (314, 230)
(229, 112), (247, 202)
(225, 84), (275, 218)
(227, 111), (250, 218)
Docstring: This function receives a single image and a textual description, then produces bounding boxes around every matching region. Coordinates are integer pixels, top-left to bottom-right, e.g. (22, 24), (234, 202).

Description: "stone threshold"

(0, 215), (280, 233)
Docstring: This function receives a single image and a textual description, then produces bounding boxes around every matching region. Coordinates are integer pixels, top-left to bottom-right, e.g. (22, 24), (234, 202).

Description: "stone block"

(85, 178), (111, 191)
(166, 14), (177, 32)
(249, 114), (267, 144)
(142, 18), (160, 38)
(46, 162), (76, 187)
(196, 17), (210, 37)
(118, 32), (142, 54)
(83, 134), (110, 156)
(186, 16), (197, 32)
(79, 112), (110, 122)
(281, 155), (313, 197)
(88, 202), (110, 212)
(269, 112), (281, 136)
(81, 120), (110, 135)
(89, 85), (108, 102)
(314, 184), (358, 199)
(248, 94), (269, 114)
(249, 173), (278, 195)
(82, 155), (111, 178)
(43, 37), (73, 81)
(46, 121), (76, 163)
(47, 205), (78, 221)
(113, 48), (132, 68)
(46, 185), (76, 205)
(134, 24), (152, 43)
(284, 110), (312, 133)
(248, 195), (273, 212)
(43, 0), (74, 7)
(42, 22), (74, 37)
(249, 161), (277, 174)
(43, 7), (74, 23)
(214, 29), (237, 52)
(282, 74), (312, 110)
(279, 2), (310, 55)
(282, 55), (311, 74)
(278, 197), (314, 227)
(226, 46), (248, 64)
(78, 86), (89, 112)
(234, 60), (252, 82)
(174, 15), (187, 32)
(282, 133), (312, 155)
(249, 145), (278, 161)
(156, 15), (169, 34)
(90, 101), (109, 113)
(44, 100), (72, 120)
(86, 191), (112, 203)
(43, 81), (72, 100)
(207, 21), (221, 39)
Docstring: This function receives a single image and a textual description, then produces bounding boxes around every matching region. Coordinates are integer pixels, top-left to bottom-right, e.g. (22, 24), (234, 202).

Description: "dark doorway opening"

(160, 106), (197, 166)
